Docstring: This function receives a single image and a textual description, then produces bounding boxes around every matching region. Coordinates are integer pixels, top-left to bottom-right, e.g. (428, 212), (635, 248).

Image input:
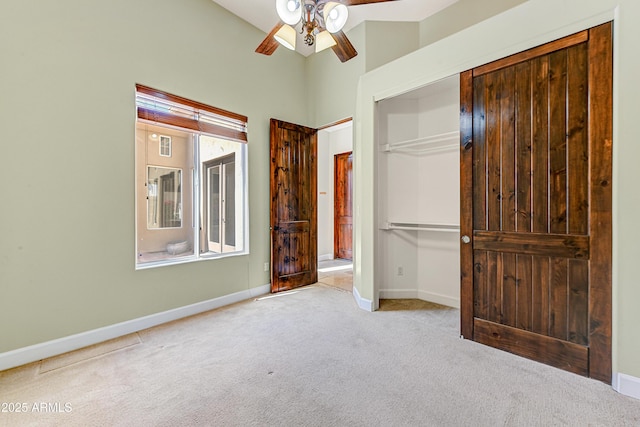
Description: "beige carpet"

(1, 284), (639, 426)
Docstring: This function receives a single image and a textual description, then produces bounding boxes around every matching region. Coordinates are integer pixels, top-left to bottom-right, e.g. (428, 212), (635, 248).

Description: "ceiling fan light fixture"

(323, 2), (348, 34)
(315, 31), (337, 53)
(276, 0), (302, 26)
(274, 24), (297, 50)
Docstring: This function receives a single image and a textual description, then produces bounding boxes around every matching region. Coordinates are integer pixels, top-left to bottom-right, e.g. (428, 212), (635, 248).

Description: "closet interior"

(376, 75), (461, 308)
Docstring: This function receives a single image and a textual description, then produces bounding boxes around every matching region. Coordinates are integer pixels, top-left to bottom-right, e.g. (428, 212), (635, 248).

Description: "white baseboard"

(0, 284), (271, 372)
(353, 286), (374, 312)
(318, 254), (334, 262)
(378, 288), (460, 309)
(614, 372), (640, 400)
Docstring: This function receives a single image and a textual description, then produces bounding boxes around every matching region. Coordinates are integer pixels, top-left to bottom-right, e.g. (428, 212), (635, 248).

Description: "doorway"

(317, 120), (353, 262)
(269, 118), (354, 293)
(317, 120), (354, 291)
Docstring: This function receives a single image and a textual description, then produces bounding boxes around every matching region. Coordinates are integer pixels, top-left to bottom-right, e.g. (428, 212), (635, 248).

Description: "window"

(159, 135), (171, 157)
(147, 166), (182, 229)
(135, 85), (248, 268)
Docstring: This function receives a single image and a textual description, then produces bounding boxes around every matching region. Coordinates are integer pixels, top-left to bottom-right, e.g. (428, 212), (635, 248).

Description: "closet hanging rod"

(383, 222), (460, 232)
(382, 131), (460, 153)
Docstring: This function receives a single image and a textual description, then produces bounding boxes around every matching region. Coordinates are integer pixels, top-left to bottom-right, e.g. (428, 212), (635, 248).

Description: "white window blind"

(135, 84), (248, 143)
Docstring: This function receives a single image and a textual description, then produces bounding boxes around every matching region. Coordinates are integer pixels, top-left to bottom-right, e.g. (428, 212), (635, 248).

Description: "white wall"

(318, 123), (353, 260)
(355, 0), (640, 384)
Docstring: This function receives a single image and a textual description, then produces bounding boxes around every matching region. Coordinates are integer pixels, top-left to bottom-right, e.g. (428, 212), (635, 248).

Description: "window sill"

(135, 250), (249, 270)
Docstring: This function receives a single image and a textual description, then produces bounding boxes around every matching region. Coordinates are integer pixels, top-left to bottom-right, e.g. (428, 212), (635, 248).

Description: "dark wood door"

(460, 23), (612, 382)
(270, 119), (318, 292)
(334, 151), (353, 260)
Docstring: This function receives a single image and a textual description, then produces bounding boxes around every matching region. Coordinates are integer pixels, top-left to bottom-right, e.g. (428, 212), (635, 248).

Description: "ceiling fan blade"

(256, 23), (284, 56)
(331, 31), (358, 63)
(340, 0), (397, 5)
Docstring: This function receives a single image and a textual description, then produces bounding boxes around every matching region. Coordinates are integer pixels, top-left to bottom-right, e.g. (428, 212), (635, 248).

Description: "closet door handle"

(461, 235), (471, 244)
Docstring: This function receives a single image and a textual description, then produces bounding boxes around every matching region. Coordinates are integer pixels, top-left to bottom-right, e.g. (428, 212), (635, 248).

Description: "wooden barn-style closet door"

(460, 23), (613, 382)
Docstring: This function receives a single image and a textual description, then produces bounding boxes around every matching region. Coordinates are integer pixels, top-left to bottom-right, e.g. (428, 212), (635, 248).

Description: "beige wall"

(365, 22), (420, 73)
(306, 25), (366, 128)
(419, 0), (528, 47)
(0, 0), (308, 353)
(354, 0), (640, 380)
(307, 21), (418, 128)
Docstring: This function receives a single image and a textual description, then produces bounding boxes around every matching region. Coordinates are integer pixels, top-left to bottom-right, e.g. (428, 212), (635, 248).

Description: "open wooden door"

(460, 23), (612, 382)
(334, 151), (353, 260)
(270, 119), (318, 292)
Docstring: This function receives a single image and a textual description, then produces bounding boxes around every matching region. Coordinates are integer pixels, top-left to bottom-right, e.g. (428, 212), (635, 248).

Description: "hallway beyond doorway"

(318, 259), (352, 292)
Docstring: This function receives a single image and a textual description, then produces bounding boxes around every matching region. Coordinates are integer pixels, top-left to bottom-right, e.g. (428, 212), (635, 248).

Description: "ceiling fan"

(256, 0), (397, 63)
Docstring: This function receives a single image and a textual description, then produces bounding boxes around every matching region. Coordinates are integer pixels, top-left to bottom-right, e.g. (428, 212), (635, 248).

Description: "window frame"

(159, 135), (172, 157)
(135, 85), (249, 269)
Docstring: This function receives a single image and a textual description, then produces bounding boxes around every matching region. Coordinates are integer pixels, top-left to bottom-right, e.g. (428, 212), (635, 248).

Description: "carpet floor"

(1, 284), (639, 426)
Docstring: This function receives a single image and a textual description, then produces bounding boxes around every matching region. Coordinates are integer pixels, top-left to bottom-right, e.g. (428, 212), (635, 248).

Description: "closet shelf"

(382, 131), (459, 155)
(382, 222), (460, 232)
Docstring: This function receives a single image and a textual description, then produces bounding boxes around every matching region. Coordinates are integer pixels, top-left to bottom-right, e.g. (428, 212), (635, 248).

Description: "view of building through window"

(135, 86), (248, 268)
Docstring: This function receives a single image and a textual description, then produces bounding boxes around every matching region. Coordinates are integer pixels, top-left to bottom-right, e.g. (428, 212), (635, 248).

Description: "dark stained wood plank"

(531, 256), (550, 335)
(473, 250), (488, 319)
(531, 56), (549, 233)
(473, 30), (588, 77)
(291, 232), (298, 278)
(473, 75), (487, 231)
(486, 71), (502, 231)
(279, 221), (311, 233)
(549, 257), (569, 340)
(587, 21), (613, 384)
(500, 67), (517, 232)
(568, 259), (589, 345)
(502, 252), (517, 327)
(487, 251), (502, 324)
(515, 62), (532, 233)
(516, 254), (533, 331)
(548, 49), (568, 234)
(474, 318), (588, 376)
(459, 70), (474, 340)
(473, 231), (589, 259)
(567, 42), (589, 235)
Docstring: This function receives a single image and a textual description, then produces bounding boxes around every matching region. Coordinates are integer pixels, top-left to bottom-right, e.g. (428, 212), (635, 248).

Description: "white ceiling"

(211, 0), (459, 56)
